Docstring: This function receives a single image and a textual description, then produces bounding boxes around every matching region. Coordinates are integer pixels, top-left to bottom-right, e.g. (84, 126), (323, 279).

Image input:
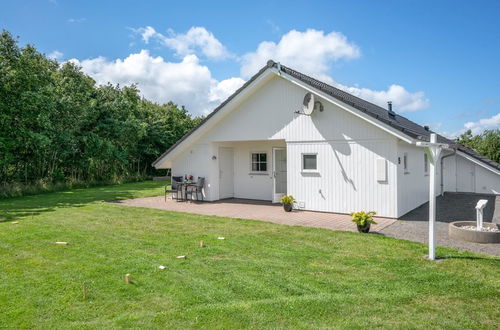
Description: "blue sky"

(1, 0), (499, 136)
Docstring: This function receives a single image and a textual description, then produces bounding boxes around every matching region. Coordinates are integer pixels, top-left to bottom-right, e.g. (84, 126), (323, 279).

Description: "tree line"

(457, 129), (500, 164)
(0, 30), (202, 195)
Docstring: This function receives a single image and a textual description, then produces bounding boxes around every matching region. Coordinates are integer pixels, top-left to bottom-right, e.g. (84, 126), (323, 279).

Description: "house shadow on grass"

(0, 181), (164, 222)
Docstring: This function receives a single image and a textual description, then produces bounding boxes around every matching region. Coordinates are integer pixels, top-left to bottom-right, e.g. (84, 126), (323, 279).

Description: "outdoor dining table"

(177, 181), (198, 201)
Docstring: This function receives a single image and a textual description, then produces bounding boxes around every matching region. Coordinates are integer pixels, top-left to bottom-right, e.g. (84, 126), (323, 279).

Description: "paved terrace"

(113, 196), (395, 233)
(113, 193), (500, 257)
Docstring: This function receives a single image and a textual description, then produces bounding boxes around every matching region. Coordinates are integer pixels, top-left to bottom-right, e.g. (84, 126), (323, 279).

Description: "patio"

(113, 196), (396, 233)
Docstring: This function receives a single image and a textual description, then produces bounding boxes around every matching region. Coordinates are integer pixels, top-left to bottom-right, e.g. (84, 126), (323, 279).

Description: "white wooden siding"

(171, 143), (214, 199)
(474, 164), (500, 194)
(287, 140), (398, 218)
(203, 77), (391, 143)
(453, 154), (500, 194)
(396, 142), (442, 217)
(215, 140), (285, 200)
(442, 154), (457, 192)
(169, 75), (499, 218)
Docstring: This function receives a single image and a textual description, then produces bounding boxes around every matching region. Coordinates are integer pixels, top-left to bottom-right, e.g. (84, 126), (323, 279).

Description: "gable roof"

(153, 60), (500, 172)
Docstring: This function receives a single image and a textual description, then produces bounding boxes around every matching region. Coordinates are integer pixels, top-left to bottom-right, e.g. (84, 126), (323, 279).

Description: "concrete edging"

(449, 221), (500, 244)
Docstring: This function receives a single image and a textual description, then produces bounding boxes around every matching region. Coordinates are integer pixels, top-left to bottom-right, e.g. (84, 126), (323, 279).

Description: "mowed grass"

(0, 182), (499, 329)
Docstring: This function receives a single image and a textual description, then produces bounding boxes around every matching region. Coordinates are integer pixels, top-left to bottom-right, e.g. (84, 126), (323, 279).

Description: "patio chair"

(186, 177), (205, 201)
(165, 176), (183, 201)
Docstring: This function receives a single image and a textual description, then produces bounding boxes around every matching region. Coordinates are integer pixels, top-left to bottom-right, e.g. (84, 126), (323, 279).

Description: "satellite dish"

(302, 92), (315, 115)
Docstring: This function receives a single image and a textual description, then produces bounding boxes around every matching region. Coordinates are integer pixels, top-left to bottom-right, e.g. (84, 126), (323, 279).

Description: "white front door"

(219, 147), (234, 199)
(273, 148), (287, 203)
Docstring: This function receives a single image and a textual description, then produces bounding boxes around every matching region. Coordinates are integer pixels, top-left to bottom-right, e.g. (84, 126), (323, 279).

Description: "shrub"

(350, 211), (377, 227)
(280, 195), (296, 204)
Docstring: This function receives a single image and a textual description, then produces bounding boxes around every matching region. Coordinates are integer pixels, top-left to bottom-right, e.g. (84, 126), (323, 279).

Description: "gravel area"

(381, 193), (500, 257)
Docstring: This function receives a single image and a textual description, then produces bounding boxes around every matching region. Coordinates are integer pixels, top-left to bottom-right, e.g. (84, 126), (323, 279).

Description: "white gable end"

(202, 75), (396, 144)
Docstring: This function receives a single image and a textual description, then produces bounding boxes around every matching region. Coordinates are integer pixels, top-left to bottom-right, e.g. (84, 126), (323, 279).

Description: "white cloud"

(67, 18), (86, 23)
(240, 29), (428, 112)
(209, 77), (245, 103)
(266, 20), (280, 34)
(69, 50), (242, 115)
(48, 50), (63, 61)
(337, 83), (429, 112)
(137, 26), (157, 44)
(241, 29), (360, 81)
(133, 26), (231, 60)
(70, 27), (430, 116)
(463, 113), (500, 135)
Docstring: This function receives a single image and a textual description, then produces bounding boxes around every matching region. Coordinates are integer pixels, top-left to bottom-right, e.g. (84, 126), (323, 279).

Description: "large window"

(302, 154), (317, 171)
(251, 152), (267, 172)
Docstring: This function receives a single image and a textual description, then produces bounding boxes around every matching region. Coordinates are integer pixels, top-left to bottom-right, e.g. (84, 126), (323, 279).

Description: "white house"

(153, 61), (500, 218)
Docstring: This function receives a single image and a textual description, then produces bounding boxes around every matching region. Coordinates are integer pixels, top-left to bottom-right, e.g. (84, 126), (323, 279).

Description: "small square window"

(251, 152), (267, 172)
(302, 154), (317, 171)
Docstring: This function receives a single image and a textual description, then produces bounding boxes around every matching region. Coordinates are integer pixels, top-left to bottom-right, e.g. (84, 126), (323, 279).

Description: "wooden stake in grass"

(55, 242), (69, 245)
(199, 240), (205, 247)
(125, 273), (131, 284)
(82, 282), (87, 299)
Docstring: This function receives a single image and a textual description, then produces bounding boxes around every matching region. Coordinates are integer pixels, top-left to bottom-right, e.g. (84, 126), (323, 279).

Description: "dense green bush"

(350, 211), (377, 227)
(457, 129), (500, 163)
(0, 30), (202, 196)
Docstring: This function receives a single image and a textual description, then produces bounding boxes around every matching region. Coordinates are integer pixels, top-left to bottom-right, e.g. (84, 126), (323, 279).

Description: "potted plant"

(280, 195), (296, 212)
(350, 211), (377, 233)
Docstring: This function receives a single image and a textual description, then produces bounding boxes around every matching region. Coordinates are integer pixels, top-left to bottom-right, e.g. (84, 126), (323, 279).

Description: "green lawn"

(0, 181), (499, 329)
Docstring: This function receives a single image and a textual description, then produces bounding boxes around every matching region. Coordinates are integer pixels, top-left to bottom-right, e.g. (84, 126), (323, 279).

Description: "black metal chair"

(165, 176), (183, 201)
(186, 177), (205, 201)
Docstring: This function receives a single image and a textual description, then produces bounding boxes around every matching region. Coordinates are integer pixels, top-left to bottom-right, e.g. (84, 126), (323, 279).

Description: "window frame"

(301, 153), (318, 172)
(249, 151), (268, 174)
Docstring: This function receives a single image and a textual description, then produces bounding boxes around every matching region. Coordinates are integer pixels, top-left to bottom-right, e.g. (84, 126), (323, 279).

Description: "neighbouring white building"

(153, 61), (500, 218)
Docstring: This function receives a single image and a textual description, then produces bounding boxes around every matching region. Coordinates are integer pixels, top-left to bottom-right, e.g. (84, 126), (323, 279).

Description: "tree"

(0, 29), (203, 190)
(457, 129), (500, 163)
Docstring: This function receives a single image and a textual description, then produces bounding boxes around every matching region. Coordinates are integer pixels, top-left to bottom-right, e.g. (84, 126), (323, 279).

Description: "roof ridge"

(153, 59), (499, 172)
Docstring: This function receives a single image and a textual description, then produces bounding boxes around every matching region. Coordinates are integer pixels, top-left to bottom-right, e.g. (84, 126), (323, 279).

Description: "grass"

(0, 181), (499, 328)
(0, 174), (150, 199)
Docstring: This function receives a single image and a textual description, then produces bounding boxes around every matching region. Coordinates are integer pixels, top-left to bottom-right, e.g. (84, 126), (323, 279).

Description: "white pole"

(478, 208), (483, 230)
(428, 134), (437, 260)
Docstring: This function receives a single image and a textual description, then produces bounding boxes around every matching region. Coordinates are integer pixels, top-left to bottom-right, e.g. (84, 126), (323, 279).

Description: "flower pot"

(283, 203), (293, 212)
(357, 223), (371, 233)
